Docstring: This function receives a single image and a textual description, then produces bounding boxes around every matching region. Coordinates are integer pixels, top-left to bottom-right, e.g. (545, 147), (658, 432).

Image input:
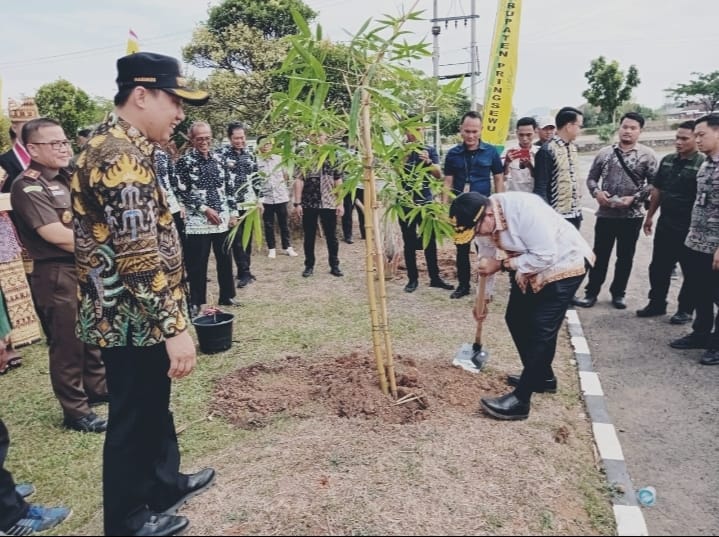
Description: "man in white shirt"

(449, 191), (594, 420)
(503, 116), (538, 192)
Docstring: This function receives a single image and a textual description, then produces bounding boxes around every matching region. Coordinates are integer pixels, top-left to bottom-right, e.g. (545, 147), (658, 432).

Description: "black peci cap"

(449, 192), (490, 244)
(116, 52), (209, 106)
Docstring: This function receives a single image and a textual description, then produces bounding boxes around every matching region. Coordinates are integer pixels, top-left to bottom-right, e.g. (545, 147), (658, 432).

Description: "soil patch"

(212, 353), (508, 429)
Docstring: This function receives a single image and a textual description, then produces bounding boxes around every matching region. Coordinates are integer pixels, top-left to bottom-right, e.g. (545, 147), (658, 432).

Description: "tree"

(35, 79), (98, 141)
(206, 0), (316, 39)
(666, 71), (719, 113)
(266, 4), (461, 396)
(619, 101), (658, 121)
(582, 56), (640, 125)
(0, 116), (11, 153)
(439, 90), (471, 137)
(183, 0), (324, 134)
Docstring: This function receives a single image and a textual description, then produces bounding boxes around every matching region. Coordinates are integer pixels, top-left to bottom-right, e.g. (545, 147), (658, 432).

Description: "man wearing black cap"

(450, 191), (593, 420)
(71, 52), (215, 537)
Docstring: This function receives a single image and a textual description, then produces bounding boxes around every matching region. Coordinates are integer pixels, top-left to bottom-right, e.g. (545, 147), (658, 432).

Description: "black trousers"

(102, 344), (188, 536)
(647, 221), (692, 313)
(682, 248), (719, 343)
(303, 208), (339, 269)
(399, 212), (440, 282)
(507, 273), (584, 401)
(263, 203), (291, 250)
(455, 242), (472, 289)
(0, 419), (27, 533)
(231, 214), (253, 279)
(585, 217), (643, 298)
(185, 232), (235, 306)
(342, 189), (365, 240)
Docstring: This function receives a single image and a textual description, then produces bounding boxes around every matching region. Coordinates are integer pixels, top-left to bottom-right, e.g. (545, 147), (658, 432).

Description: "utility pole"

(431, 2), (482, 147)
(432, 0), (441, 150)
(470, 0), (478, 111)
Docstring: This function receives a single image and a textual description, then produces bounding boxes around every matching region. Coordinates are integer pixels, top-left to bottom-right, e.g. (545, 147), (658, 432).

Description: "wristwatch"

(293, 202), (301, 207)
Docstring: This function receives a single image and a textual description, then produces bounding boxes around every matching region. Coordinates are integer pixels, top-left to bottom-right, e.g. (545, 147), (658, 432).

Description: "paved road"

(574, 153), (719, 535)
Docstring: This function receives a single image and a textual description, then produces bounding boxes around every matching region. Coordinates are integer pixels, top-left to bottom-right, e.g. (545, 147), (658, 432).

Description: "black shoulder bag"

(613, 147), (650, 209)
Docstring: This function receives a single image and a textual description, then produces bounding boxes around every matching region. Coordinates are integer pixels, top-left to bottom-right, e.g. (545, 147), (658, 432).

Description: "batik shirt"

(219, 146), (259, 208)
(298, 162), (342, 209)
(154, 148), (182, 215)
(175, 148), (237, 235)
(71, 114), (188, 348)
(586, 143), (658, 219)
(533, 135), (582, 220)
(685, 154), (719, 255)
(257, 154), (290, 205)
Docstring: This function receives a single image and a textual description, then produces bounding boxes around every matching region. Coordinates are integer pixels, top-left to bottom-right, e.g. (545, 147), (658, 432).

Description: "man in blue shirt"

(443, 111), (505, 298)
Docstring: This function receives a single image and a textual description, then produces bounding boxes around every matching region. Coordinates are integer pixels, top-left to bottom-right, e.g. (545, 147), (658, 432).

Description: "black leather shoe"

(636, 301), (666, 317)
(429, 278), (455, 290)
(404, 280), (418, 293)
(611, 296), (627, 309)
(506, 374), (557, 393)
(700, 349), (719, 365)
(330, 266), (343, 277)
(236, 275), (252, 288)
(153, 468), (216, 515)
(344, 237), (354, 244)
(302, 267), (314, 277)
(63, 412), (107, 433)
(218, 298), (242, 307)
(670, 332), (710, 350)
(132, 514), (189, 537)
(572, 295), (597, 308)
(189, 304), (200, 318)
(669, 311), (693, 325)
(480, 392), (530, 421)
(449, 286), (470, 299)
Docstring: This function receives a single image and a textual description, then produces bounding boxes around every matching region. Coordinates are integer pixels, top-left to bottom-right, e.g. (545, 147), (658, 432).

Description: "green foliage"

(269, 5), (461, 248)
(619, 101), (658, 121)
(34, 79), (98, 142)
(582, 56), (640, 125)
(597, 123), (616, 143)
(207, 0), (316, 39)
(439, 90), (472, 137)
(578, 103), (602, 129)
(183, 0), (347, 134)
(666, 71), (719, 113)
(0, 115), (10, 152)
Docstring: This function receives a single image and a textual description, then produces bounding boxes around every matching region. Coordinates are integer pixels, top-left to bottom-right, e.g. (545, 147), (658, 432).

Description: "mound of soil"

(211, 353), (508, 429)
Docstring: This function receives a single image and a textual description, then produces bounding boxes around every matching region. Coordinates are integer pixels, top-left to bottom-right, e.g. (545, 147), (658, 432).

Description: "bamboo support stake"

(360, 88), (397, 398)
(360, 91), (389, 396)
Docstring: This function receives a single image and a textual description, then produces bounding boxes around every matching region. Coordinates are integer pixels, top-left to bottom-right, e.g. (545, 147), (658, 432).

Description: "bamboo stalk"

(360, 88), (398, 398)
(359, 89), (388, 395)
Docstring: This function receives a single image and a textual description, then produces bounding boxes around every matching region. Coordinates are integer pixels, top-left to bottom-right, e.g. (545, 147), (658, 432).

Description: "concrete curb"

(565, 309), (648, 537)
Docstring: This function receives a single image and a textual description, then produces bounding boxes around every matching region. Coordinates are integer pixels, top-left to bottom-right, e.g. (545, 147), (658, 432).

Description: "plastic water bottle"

(636, 486), (656, 507)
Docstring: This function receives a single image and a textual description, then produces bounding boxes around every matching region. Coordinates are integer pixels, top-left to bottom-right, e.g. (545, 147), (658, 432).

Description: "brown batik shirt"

(71, 114), (188, 348)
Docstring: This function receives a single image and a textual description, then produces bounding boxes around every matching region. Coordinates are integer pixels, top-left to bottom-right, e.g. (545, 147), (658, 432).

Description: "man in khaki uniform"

(10, 117), (108, 433)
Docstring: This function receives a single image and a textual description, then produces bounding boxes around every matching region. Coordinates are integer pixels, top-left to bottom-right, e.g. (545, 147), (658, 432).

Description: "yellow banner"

(481, 0), (522, 151)
(126, 29), (140, 55)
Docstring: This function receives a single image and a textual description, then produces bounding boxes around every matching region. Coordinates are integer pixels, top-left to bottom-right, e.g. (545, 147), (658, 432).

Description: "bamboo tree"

(267, 4), (461, 396)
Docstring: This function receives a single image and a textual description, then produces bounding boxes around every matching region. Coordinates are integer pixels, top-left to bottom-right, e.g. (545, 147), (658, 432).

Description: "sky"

(1, 0), (717, 118)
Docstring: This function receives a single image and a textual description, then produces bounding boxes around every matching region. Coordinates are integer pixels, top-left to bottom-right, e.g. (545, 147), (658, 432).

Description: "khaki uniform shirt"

(10, 163), (74, 261)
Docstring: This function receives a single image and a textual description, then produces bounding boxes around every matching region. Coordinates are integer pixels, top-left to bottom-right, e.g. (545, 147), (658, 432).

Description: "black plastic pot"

(191, 312), (234, 354)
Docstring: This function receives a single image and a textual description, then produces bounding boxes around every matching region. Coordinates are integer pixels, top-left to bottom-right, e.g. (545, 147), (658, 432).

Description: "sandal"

(8, 356), (22, 368)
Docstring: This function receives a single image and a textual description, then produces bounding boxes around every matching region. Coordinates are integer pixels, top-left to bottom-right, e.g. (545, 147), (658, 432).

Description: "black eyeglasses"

(29, 140), (72, 150)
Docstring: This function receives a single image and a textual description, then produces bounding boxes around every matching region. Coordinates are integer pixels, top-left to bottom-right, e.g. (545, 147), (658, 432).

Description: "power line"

(0, 31), (191, 70)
